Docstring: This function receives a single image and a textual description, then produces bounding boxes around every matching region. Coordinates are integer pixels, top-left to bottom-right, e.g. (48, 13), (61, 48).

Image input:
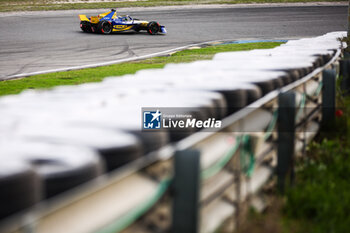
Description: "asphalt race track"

(0, 5), (347, 80)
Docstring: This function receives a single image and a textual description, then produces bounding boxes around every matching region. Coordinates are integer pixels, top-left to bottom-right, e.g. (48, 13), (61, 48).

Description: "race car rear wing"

(79, 10), (117, 24)
(79, 15), (90, 22)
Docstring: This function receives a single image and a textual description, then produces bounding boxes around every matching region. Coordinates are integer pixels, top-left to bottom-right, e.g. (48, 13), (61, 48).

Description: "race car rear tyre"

(98, 21), (112, 34)
(147, 21), (160, 35)
(80, 21), (92, 33)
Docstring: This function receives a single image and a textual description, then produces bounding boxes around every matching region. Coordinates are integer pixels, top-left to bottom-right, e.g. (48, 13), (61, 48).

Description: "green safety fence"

(313, 81), (323, 97)
(97, 122), (279, 232)
(240, 135), (255, 177)
(95, 178), (171, 233)
(264, 109), (278, 141)
(295, 93), (307, 120)
(201, 136), (241, 180)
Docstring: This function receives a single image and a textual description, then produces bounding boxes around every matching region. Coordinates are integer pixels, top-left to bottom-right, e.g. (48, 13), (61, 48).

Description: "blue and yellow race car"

(79, 9), (166, 35)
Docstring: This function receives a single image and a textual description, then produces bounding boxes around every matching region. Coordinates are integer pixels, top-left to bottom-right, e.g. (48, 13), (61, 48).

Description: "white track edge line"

(3, 38), (289, 81)
(2, 39), (236, 81)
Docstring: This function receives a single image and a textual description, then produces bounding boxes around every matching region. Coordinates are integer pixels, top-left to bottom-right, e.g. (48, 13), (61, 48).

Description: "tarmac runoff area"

(0, 3), (347, 79)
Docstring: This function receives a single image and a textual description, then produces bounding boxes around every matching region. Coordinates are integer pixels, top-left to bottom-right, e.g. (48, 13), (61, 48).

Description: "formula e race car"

(79, 9), (166, 35)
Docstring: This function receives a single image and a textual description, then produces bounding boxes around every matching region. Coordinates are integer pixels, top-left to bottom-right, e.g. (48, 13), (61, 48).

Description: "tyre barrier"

(104, 76), (256, 115)
(0, 31), (346, 232)
(10, 125), (143, 172)
(0, 160), (41, 220)
(0, 141), (103, 198)
(67, 109), (170, 153)
(139, 70), (286, 96)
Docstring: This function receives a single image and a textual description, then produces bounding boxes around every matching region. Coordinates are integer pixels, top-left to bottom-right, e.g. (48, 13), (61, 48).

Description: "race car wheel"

(147, 21), (160, 35)
(80, 21), (92, 33)
(98, 21), (112, 34)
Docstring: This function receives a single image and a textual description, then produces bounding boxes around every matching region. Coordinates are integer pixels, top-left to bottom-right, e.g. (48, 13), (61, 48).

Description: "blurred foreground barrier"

(0, 31), (347, 233)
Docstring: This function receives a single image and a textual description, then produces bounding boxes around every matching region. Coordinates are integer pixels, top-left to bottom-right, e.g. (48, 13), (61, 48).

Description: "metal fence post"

(348, 0), (350, 37)
(340, 59), (350, 95)
(277, 91), (296, 193)
(343, 51), (350, 60)
(172, 149), (200, 233)
(322, 69), (336, 129)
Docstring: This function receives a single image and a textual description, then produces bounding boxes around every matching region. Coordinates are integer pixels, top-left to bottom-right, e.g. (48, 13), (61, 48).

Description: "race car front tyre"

(80, 21), (92, 33)
(98, 21), (112, 34)
(147, 21), (160, 35)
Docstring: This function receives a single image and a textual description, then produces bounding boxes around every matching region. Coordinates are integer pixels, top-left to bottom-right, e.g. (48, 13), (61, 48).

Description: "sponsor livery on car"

(79, 9), (166, 35)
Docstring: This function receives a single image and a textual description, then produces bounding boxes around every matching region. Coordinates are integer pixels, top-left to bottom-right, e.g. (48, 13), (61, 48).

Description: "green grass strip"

(0, 42), (282, 97)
